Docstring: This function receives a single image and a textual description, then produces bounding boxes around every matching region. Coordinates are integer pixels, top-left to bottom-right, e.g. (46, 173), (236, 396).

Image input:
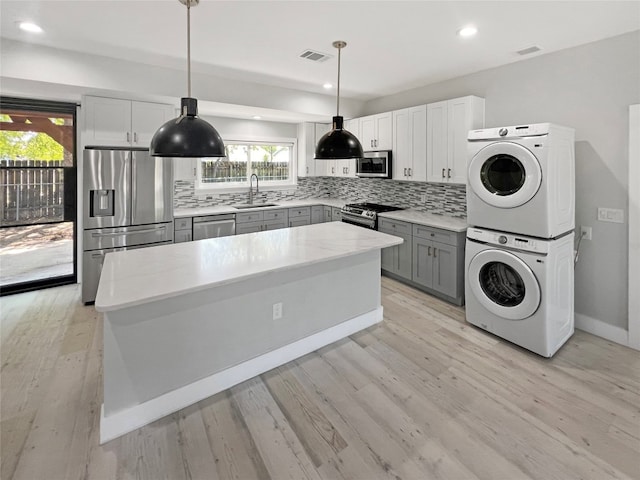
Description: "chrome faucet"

(249, 173), (259, 204)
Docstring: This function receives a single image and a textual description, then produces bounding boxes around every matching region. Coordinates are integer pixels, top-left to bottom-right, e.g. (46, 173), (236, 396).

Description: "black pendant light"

(150, 0), (225, 158)
(315, 41), (364, 160)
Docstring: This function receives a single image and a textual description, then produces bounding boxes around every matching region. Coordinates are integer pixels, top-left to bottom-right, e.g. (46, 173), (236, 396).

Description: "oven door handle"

(340, 211), (376, 228)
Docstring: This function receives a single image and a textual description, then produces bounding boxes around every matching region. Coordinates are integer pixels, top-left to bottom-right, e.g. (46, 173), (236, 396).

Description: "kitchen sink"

(232, 203), (279, 209)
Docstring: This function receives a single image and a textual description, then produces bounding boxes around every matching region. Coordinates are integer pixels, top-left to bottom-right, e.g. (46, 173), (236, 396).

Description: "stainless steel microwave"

(356, 151), (392, 178)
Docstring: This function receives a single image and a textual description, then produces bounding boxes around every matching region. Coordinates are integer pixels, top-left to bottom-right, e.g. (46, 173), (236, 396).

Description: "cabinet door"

(331, 207), (342, 222)
(392, 109), (410, 180)
(236, 221), (263, 235)
(314, 123), (332, 176)
(412, 237), (434, 288)
(174, 229), (192, 243)
(426, 101), (448, 183)
(375, 112), (393, 150)
(289, 217), (310, 227)
(311, 205), (324, 224)
(324, 207), (332, 222)
(380, 243), (397, 273)
(264, 220), (287, 231)
(173, 158), (198, 181)
(396, 232), (413, 280)
(431, 241), (458, 297)
(131, 102), (174, 148)
(447, 96), (484, 184)
(297, 122), (315, 177)
(84, 96), (132, 147)
(409, 105), (427, 182)
(360, 116), (376, 150)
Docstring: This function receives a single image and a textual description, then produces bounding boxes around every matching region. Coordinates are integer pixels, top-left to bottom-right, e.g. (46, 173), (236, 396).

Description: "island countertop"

(95, 222), (403, 312)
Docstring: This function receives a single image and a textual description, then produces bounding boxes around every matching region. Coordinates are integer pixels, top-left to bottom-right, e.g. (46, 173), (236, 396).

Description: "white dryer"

(467, 123), (575, 238)
(465, 227), (574, 357)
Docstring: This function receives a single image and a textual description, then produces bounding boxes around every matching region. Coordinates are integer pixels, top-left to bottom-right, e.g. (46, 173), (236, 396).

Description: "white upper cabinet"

(360, 111), (392, 151)
(392, 105), (427, 182)
(427, 95), (485, 184)
(83, 96), (173, 148)
(130, 101), (174, 148)
(314, 123), (332, 176)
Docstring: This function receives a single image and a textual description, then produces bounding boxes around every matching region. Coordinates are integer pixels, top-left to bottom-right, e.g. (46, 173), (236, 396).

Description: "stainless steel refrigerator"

(82, 147), (173, 303)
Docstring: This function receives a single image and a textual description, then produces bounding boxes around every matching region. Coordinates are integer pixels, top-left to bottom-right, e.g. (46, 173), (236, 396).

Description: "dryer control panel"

(468, 123), (551, 141)
(467, 228), (552, 254)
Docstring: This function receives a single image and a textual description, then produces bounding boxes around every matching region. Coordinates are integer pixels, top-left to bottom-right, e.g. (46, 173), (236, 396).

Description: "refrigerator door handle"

(130, 151), (138, 223)
(91, 226), (166, 238)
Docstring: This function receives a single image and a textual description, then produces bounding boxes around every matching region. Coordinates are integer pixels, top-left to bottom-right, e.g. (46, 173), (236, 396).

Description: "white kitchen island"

(95, 222), (402, 443)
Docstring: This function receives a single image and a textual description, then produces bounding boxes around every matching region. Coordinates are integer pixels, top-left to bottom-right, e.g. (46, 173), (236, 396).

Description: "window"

(196, 140), (296, 191)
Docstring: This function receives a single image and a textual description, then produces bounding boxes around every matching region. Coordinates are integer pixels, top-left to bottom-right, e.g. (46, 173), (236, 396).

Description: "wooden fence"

(200, 160), (289, 183)
(0, 160), (65, 226)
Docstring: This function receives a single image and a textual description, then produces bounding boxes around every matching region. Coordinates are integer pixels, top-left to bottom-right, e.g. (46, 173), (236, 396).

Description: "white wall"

(201, 115), (297, 140)
(364, 31), (640, 331)
(0, 39), (365, 121)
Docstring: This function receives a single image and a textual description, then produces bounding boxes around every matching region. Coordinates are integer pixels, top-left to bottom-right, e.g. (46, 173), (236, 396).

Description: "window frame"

(195, 135), (298, 194)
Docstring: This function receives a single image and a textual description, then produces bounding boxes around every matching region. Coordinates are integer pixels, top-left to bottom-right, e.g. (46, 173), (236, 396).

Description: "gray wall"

(364, 31), (640, 330)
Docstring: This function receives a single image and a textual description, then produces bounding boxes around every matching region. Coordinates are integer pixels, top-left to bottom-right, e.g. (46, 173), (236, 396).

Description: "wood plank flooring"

(1, 278), (639, 480)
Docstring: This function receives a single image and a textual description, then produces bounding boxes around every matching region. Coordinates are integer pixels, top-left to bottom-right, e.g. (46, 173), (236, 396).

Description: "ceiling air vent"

(516, 46), (542, 56)
(299, 49), (332, 62)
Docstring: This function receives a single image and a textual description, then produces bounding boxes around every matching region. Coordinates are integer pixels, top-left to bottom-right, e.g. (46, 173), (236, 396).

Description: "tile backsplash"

(174, 177), (466, 217)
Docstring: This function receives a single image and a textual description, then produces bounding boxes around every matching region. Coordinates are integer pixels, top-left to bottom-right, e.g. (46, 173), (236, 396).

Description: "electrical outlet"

(420, 194), (427, 203)
(272, 302), (283, 320)
(580, 226), (592, 240)
(597, 207), (624, 224)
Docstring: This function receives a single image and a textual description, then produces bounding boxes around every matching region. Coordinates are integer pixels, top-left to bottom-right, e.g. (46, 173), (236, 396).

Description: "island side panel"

(102, 250), (381, 419)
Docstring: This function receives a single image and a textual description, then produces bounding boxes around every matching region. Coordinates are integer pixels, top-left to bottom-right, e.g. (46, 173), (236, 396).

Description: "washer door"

(468, 249), (541, 320)
(468, 142), (542, 208)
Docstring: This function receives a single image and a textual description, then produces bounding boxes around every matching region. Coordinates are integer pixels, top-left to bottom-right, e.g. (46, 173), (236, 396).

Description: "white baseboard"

(575, 313), (630, 348)
(100, 307), (383, 444)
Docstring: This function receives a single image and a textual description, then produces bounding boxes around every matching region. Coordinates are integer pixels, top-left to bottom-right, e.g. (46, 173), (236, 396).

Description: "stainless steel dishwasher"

(192, 214), (236, 240)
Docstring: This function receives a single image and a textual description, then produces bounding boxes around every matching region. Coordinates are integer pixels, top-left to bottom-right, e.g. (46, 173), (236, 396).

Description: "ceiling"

(1, 1), (639, 102)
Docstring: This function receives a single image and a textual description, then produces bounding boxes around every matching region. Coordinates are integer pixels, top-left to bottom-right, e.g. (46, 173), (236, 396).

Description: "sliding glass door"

(0, 98), (77, 295)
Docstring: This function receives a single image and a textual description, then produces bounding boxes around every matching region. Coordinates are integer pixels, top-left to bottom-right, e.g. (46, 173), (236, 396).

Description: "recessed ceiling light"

(18, 22), (43, 33)
(323, 83), (333, 89)
(252, 115), (262, 120)
(458, 25), (477, 38)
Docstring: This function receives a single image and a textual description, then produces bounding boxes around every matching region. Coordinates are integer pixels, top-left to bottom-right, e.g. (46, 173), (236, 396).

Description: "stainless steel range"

(341, 202), (404, 229)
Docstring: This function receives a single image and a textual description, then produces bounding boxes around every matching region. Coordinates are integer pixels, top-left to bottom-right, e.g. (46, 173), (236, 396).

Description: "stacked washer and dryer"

(464, 123), (575, 357)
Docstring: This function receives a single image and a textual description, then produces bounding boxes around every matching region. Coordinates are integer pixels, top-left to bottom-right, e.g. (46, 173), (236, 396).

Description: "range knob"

(499, 128), (508, 137)
(498, 235), (508, 244)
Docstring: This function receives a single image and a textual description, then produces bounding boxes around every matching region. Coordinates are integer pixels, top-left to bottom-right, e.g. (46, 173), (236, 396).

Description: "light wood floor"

(1, 278), (639, 480)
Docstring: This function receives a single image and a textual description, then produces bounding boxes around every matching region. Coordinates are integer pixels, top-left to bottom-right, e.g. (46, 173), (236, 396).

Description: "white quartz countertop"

(378, 210), (468, 232)
(174, 198), (347, 218)
(95, 222), (402, 312)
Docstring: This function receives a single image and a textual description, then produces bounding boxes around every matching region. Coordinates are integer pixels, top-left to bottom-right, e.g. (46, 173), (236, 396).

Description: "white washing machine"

(467, 123), (575, 238)
(465, 227), (574, 357)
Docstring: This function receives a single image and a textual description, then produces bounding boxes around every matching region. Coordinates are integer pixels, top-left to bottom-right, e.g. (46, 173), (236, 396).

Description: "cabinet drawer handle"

(408, 168), (412, 177)
(442, 168), (445, 178)
(427, 246), (431, 256)
(430, 233), (435, 237)
(447, 168), (451, 179)
(433, 247), (437, 258)
(403, 168), (407, 176)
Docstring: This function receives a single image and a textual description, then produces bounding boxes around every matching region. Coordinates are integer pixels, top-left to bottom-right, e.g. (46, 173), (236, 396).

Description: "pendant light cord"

(186, 0), (191, 98)
(336, 46), (341, 116)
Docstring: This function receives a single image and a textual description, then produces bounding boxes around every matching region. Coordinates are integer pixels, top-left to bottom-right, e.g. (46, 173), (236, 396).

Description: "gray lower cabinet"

(288, 207), (311, 227)
(331, 207), (342, 222)
(236, 209), (288, 234)
(311, 205), (325, 224)
(174, 217), (193, 243)
(324, 206), (332, 222)
(379, 218), (465, 305)
(379, 218), (412, 281)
